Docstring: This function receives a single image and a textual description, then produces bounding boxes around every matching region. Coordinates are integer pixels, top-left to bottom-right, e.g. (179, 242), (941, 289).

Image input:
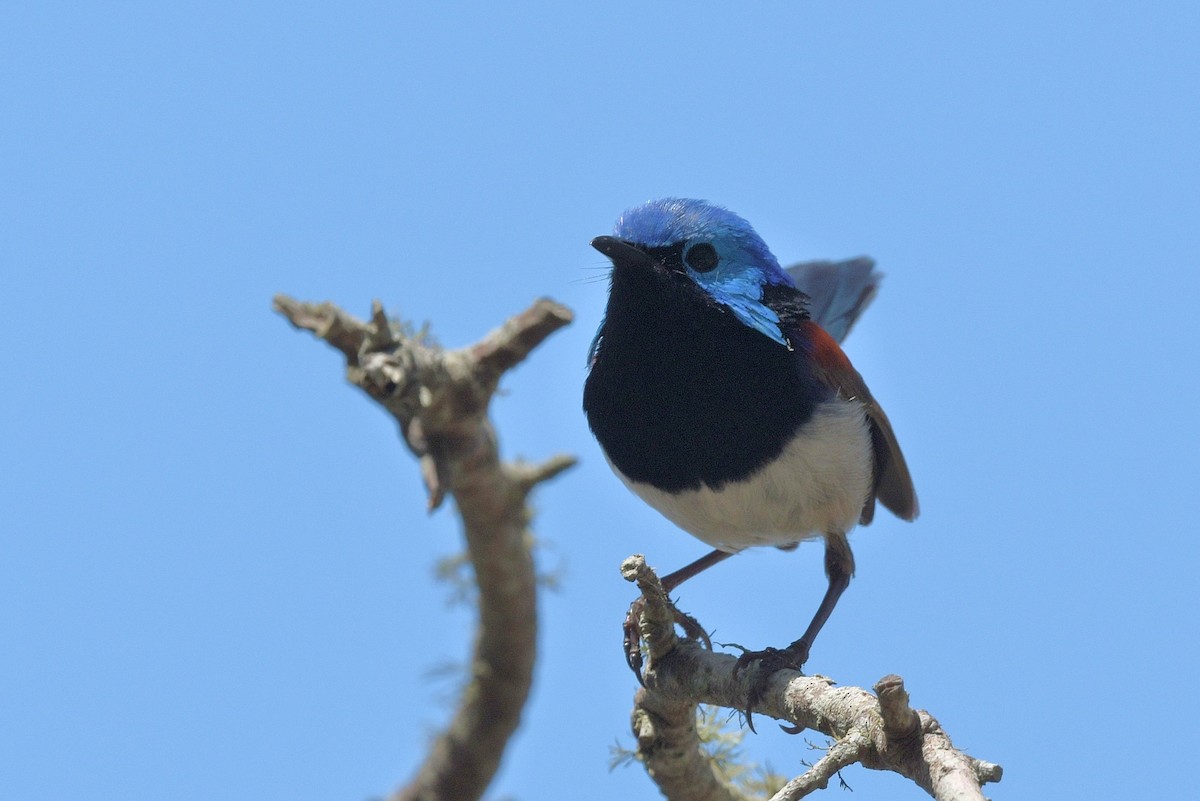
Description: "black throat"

(583, 257), (828, 493)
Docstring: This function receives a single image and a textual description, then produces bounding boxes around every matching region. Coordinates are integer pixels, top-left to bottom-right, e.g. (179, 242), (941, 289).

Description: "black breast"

(583, 264), (828, 493)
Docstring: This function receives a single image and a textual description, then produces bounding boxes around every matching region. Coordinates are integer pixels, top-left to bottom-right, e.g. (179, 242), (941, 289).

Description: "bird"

(582, 198), (918, 714)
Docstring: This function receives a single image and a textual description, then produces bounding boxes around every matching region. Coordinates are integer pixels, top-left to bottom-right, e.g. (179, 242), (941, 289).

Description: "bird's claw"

(623, 597), (713, 685)
(729, 640), (811, 733)
(623, 600), (646, 684)
(674, 607), (712, 650)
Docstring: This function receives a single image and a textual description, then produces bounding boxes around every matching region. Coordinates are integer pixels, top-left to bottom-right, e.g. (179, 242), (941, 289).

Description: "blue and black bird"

(583, 198), (918, 694)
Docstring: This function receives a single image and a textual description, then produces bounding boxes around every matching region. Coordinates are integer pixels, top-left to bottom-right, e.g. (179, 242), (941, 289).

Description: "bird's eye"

(684, 243), (719, 273)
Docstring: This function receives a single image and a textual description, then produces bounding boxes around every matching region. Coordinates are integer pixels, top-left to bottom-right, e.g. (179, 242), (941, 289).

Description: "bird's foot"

(623, 597), (712, 684)
(622, 600), (645, 680)
(729, 639), (811, 733)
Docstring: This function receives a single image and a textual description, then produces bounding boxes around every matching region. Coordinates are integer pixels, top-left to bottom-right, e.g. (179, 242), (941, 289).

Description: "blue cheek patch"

(693, 267), (788, 347)
(730, 302), (789, 347)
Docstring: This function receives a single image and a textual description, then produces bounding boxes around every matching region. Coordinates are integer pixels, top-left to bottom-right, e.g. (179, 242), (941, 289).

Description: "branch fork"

(622, 555), (1002, 801)
(276, 294), (575, 801)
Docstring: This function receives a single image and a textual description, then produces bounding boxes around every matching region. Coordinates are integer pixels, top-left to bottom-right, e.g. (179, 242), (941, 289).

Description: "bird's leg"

(733, 533), (855, 731)
(660, 548), (734, 592)
(624, 549), (734, 679)
(782, 532), (855, 665)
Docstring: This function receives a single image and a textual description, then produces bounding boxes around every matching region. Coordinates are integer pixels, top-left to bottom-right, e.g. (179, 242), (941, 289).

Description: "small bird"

(583, 199), (918, 706)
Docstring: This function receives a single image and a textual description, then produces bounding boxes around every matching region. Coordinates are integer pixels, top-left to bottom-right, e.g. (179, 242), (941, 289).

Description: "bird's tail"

(784, 257), (880, 344)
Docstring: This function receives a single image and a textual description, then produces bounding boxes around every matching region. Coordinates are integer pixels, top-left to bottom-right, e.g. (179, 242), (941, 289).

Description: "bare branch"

(508, 453), (579, 497)
(875, 674), (922, 743)
(623, 557), (1002, 801)
(471, 297), (575, 386)
(621, 554), (684, 666)
(632, 688), (752, 801)
(273, 295), (367, 362)
(276, 294), (573, 801)
(769, 734), (868, 801)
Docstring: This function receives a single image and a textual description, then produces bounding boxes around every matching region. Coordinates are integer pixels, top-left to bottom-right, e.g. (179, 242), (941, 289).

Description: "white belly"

(614, 400), (872, 552)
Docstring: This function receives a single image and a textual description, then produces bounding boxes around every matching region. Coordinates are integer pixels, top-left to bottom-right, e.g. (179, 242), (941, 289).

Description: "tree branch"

(622, 555), (1003, 801)
(275, 294), (575, 801)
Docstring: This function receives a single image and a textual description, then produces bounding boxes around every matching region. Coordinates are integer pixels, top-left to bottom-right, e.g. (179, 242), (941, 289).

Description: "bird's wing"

(800, 319), (919, 524)
(784, 257), (879, 344)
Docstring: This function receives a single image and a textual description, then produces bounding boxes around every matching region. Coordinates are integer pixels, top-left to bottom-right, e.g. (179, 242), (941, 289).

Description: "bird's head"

(592, 198), (795, 346)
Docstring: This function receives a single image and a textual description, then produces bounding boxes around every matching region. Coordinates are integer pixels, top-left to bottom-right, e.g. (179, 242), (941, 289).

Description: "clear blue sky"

(4, 3), (1198, 799)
